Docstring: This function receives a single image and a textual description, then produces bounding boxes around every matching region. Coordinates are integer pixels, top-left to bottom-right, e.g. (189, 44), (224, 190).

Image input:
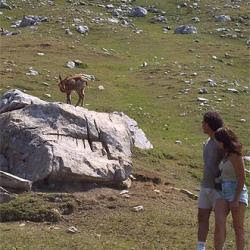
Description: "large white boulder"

(0, 90), (152, 186)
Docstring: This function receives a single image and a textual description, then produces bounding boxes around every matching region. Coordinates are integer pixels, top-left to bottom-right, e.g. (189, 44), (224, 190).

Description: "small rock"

(131, 205), (144, 212)
(153, 189), (161, 194)
(122, 178), (132, 189)
(175, 140), (182, 144)
(197, 97), (209, 103)
(120, 190), (129, 195)
(76, 25), (89, 34)
(66, 61), (75, 68)
(98, 85), (104, 91)
(174, 25), (197, 34)
(215, 15), (231, 22)
(199, 87), (208, 94)
(67, 226), (78, 233)
(227, 88), (238, 93)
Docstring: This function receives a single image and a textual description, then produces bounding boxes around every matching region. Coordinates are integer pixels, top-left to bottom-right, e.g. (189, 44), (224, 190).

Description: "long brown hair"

(214, 127), (242, 156)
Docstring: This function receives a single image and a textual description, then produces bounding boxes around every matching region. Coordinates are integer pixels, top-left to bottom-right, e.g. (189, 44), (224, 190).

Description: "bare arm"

(230, 153), (245, 202)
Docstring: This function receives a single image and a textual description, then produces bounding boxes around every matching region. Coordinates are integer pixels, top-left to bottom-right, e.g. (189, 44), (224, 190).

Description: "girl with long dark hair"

(214, 127), (248, 250)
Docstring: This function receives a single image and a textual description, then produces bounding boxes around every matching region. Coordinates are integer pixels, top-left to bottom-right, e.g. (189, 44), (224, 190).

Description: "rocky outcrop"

(0, 90), (153, 187)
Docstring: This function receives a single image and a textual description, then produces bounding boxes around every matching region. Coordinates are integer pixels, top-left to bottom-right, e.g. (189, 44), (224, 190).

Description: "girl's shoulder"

(228, 153), (243, 165)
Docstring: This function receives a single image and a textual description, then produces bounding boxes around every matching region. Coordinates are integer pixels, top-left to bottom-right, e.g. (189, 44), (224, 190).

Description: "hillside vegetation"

(0, 0), (249, 249)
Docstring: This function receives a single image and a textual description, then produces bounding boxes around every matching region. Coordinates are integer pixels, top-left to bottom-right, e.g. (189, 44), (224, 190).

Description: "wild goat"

(58, 74), (88, 106)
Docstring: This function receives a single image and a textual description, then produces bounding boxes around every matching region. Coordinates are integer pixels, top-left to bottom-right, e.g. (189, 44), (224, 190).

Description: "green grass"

(0, 0), (250, 249)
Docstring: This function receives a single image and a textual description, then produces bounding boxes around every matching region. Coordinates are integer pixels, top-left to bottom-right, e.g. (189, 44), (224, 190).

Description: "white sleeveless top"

(219, 159), (237, 181)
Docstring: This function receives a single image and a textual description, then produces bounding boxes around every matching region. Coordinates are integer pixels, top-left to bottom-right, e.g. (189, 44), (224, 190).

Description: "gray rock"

(76, 25), (89, 34)
(215, 15), (231, 22)
(66, 61), (75, 68)
(0, 90), (152, 186)
(0, 0), (11, 9)
(174, 25), (197, 34)
(227, 88), (238, 93)
(18, 15), (48, 27)
(129, 6), (147, 17)
(199, 87), (208, 94)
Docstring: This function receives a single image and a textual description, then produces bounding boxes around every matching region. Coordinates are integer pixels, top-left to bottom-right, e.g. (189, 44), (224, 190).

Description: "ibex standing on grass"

(58, 74), (88, 106)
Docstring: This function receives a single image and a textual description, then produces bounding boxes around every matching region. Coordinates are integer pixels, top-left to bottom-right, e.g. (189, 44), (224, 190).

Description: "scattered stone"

(174, 25), (197, 34)
(215, 15), (231, 22)
(74, 59), (83, 66)
(192, 17), (200, 22)
(131, 205), (144, 212)
(98, 85), (104, 90)
(66, 61), (75, 68)
(175, 140), (182, 144)
(42, 82), (49, 86)
(151, 15), (167, 23)
(141, 61), (148, 67)
(129, 7), (147, 17)
(67, 226), (78, 233)
(26, 68), (39, 76)
(199, 87), (208, 94)
(153, 189), (160, 194)
(0, 0), (11, 9)
(37, 52), (44, 56)
(163, 26), (171, 33)
(44, 94), (51, 98)
(240, 119), (246, 122)
(197, 97), (209, 103)
(15, 15), (48, 28)
(65, 28), (72, 35)
(207, 79), (217, 87)
(120, 190), (129, 195)
(227, 88), (238, 93)
(76, 25), (89, 34)
(1, 29), (21, 36)
(122, 178), (132, 189)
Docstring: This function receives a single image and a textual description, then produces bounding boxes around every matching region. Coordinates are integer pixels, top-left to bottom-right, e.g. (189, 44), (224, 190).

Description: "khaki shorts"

(198, 187), (221, 209)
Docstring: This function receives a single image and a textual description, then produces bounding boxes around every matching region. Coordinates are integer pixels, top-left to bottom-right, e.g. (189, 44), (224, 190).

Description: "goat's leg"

(66, 93), (71, 104)
(81, 93), (84, 106)
(75, 94), (82, 107)
(80, 89), (85, 106)
(76, 89), (84, 107)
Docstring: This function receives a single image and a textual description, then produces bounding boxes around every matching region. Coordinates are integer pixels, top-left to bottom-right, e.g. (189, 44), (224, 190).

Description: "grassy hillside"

(0, 0), (249, 249)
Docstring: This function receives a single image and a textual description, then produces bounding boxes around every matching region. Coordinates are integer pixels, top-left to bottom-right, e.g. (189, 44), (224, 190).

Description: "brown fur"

(58, 74), (88, 106)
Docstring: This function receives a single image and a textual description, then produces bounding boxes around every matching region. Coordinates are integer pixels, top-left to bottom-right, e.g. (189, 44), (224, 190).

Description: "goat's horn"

(59, 74), (62, 81)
